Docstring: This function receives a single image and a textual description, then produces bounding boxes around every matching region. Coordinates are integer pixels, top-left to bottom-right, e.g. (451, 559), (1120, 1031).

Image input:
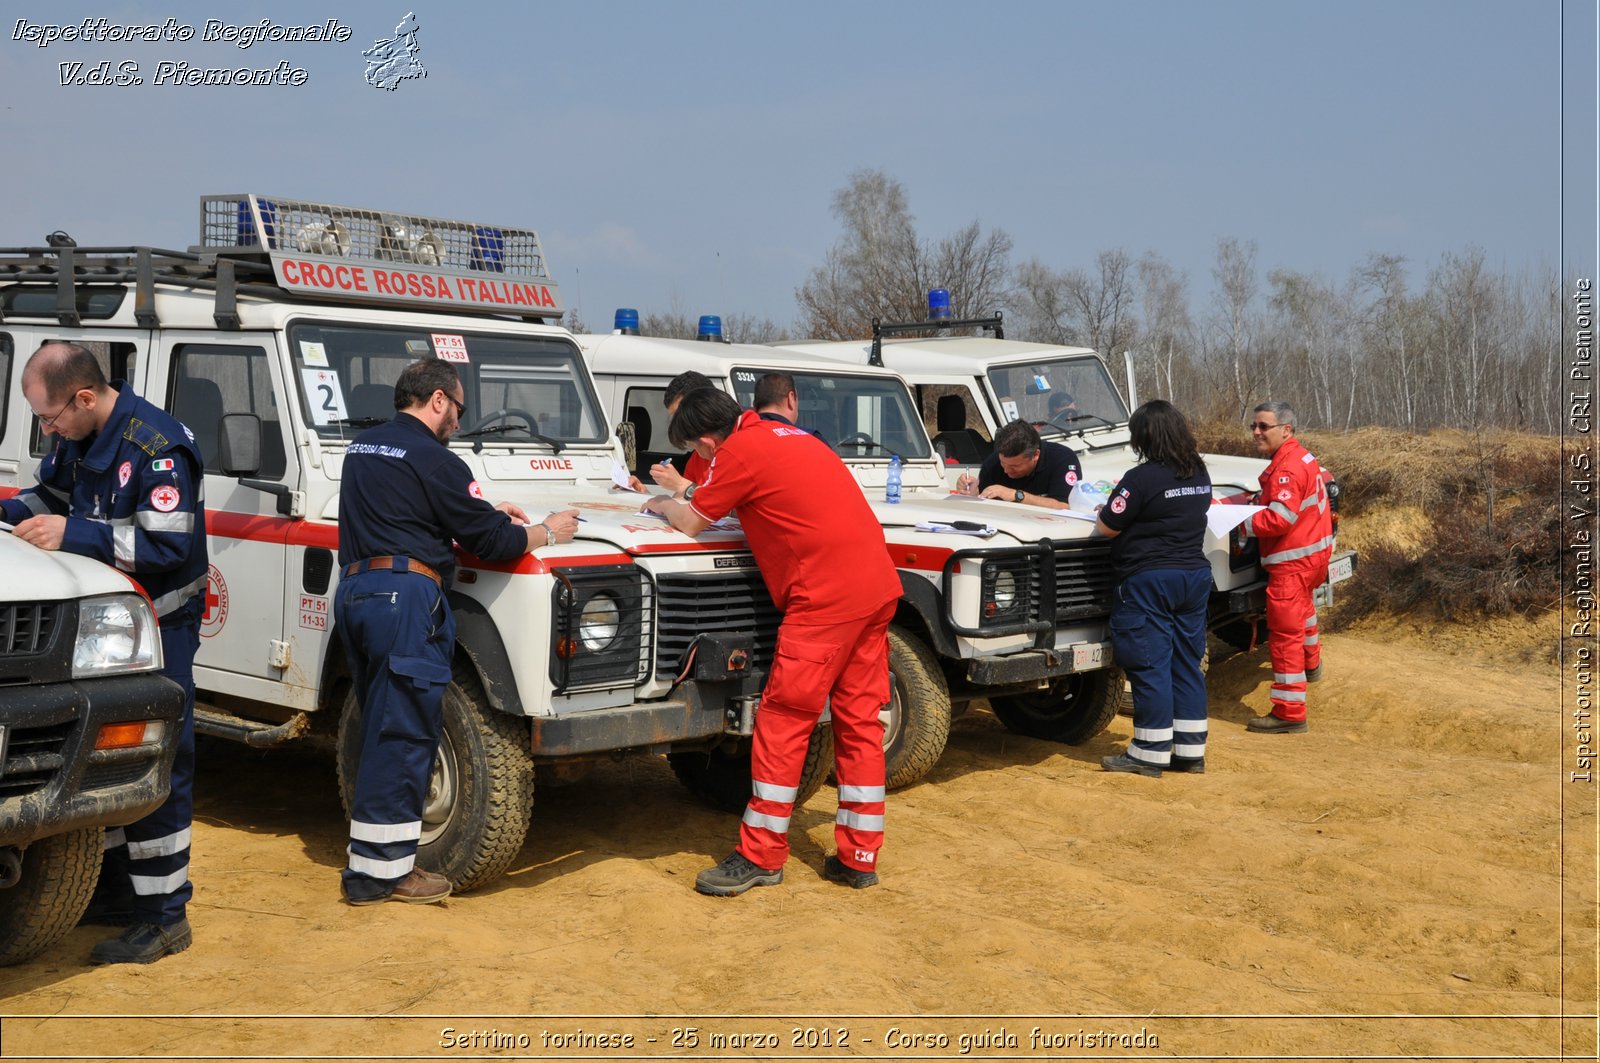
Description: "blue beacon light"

(927, 288), (952, 320)
(614, 308), (640, 335)
(697, 314), (724, 342)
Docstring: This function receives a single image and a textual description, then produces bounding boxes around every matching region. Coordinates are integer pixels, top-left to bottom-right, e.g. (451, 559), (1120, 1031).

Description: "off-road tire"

(989, 668), (1122, 745)
(338, 662), (534, 893)
(883, 627), (952, 789)
(0, 828), (103, 966)
(669, 722), (834, 814)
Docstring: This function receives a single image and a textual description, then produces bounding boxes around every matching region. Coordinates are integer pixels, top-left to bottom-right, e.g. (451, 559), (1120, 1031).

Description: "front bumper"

(0, 672), (185, 848)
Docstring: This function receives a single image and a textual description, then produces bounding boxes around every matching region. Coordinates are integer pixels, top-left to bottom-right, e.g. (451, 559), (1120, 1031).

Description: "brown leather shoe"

(1247, 713), (1308, 734)
(347, 868), (452, 906)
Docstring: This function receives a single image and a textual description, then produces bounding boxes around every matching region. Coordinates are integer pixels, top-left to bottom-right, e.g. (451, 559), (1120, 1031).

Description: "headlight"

(577, 593), (621, 652)
(73, 594), (162, 677)
(991, 570), (1018, 610)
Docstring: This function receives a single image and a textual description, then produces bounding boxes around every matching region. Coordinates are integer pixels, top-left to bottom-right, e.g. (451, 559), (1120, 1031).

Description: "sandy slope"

(0, 627), (1591, 1062)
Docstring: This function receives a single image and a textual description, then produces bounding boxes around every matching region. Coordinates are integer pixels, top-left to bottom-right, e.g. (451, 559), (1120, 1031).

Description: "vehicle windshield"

(287, 322), (607, 444)
(728, 366), (932, 460)
(985, 356), (1128, 435)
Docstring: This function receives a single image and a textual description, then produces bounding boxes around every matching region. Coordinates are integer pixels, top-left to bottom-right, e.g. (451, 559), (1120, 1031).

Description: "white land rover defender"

(0, 533), (184, 965)
(0, 196), (828, 893)
(582, 321), (1126, 788)
(775, 298), (1357, 652)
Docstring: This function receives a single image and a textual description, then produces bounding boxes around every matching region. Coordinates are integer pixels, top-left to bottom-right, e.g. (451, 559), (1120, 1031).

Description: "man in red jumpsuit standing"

(644, 388), (901, 894)
(1243, 401), (1335, 734)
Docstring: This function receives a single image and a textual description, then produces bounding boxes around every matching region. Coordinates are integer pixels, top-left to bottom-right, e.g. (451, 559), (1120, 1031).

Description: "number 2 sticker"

(300, 368), (349, 426)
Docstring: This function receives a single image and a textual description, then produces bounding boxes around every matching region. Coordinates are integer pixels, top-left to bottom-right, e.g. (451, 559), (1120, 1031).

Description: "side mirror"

(614, 420), (638, 471)
(218, 413), (263, 477)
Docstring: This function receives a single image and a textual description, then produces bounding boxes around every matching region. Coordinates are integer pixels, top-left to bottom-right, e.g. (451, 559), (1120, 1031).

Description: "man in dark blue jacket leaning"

(5, 342), (207, 965)
(335, 358), (578, 906)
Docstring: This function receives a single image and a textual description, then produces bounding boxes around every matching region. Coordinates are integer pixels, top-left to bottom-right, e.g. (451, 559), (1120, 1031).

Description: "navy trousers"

(1109, 568), (1211, 769)
(335, 569), (456, 899)
(101, 619), (197, 926)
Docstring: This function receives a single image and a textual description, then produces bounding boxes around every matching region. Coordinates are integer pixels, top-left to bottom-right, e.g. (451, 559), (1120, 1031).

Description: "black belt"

(342, 556), (443, 589)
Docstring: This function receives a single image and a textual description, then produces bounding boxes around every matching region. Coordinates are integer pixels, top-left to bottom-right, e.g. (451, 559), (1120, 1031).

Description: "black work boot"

(694, 852), (782, 896)
(1101, 752), (1163, 777)
(823, 854), (879, 890)
(89, 918), (192, 965)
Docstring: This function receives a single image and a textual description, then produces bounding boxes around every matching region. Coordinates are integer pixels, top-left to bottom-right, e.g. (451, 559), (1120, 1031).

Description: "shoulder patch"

(1109, 496), (1127, 514)
(1065, 470), (1078, 485)
(124, 417), (170, 457)
(468, 481), (485, 500)
(150, 485), (181, 512)
(152, 458), (175, 473)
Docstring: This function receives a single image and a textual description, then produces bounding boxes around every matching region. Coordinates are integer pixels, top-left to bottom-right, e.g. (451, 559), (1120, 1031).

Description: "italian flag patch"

(151, 458), (175, 472)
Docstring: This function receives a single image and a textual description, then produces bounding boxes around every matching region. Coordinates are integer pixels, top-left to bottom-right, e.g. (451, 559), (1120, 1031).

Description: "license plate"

(1328, 552), (1355, 584)
(1071, 641), (1108, 671)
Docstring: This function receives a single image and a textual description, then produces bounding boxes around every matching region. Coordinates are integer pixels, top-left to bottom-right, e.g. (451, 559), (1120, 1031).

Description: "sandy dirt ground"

(0, 624), (1592, 1062)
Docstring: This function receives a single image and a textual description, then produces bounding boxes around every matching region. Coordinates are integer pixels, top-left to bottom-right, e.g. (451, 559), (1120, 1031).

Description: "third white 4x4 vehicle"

(776, 301), (1357, 659)
(0, 195), (830, 892)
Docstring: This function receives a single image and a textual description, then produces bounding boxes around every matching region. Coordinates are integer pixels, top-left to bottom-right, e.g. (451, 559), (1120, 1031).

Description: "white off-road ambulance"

(582, 324), (1127, 787)
(775, 297), (1357, 651)
(0, 196), (830, 892)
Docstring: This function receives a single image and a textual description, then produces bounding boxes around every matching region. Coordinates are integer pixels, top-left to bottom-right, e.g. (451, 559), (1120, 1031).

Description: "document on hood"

(913, 520), (998, 538)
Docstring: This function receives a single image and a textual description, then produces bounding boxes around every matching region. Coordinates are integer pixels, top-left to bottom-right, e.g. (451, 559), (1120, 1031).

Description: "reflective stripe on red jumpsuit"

(1244, 436), (1334, 722)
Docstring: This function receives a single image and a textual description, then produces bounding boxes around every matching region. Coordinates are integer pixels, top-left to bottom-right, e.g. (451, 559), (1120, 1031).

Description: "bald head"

(23, 342), (108, 404)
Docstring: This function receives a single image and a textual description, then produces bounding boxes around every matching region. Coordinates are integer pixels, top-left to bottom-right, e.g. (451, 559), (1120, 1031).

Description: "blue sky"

(1, 0), (1591, 331)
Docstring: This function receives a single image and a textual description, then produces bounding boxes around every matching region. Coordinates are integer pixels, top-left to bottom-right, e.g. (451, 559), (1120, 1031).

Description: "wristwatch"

(683, 483), (698, 501)
(1014, 489), (1025, 503)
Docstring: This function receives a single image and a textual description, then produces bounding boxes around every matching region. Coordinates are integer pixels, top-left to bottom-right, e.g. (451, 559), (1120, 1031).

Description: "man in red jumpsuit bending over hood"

(644, 388), (901, 894)
(1242, 401), (1335, 734)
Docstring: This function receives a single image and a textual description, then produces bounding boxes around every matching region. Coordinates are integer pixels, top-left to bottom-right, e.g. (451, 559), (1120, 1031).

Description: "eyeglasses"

(36, 391), (83, 429)
(1249, 421), (1284, 433)
(441, 391), (465, 419)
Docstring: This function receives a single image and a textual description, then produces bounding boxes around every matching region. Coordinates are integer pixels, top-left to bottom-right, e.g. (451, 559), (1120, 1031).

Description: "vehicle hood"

(0, 533), (138, 602)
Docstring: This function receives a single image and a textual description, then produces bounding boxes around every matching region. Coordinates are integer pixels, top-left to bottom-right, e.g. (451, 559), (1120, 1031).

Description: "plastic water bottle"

(886, 455), (903, 504)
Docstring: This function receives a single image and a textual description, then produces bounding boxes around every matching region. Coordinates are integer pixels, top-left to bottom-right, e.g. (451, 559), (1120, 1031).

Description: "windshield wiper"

(330, 416), (389, 428)
(459, 424), (566, 454)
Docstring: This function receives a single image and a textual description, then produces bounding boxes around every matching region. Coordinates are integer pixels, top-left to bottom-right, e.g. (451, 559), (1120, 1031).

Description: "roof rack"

(868, 312), (1004, 367)
(0, 195), (567, 329)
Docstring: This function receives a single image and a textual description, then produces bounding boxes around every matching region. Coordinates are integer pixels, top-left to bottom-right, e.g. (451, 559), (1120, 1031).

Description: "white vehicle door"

(155, 334), (297, 696)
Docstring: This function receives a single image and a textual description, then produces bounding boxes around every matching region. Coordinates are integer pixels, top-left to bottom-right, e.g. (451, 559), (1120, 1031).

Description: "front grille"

(0, 602), (60, 656)
(654, 572), (781, 679)
(1053, 540), (1116, 620)
(0, 719), (72, 799)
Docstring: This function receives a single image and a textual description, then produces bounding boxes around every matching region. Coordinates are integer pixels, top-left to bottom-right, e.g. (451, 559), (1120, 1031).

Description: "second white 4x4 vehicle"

(582, 324), (1129, 790)
(0, 195), (831, 893)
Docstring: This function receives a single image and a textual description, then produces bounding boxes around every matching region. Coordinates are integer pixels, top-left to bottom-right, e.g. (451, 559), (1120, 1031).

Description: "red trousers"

(739, 600), (895, 872)
(1265, 564), (1325, 722)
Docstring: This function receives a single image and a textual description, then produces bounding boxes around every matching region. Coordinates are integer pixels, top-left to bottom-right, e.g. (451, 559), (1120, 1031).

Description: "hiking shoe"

(1101, 752), (1163, 777)
(694, 852), (782, 896)
(823, 854), (879, 890)
(1306, 663), (1323, 683)
(89, 918), (192, 965)
(345, 868), (452, 906)
(1247, 713), (1309, 734)
(1166, 757), (1206, 774)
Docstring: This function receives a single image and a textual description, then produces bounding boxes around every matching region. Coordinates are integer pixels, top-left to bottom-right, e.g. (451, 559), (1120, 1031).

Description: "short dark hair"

(25, 342), (107, 402)
(1048, 390), (1077, 414)
(668, 387), (741, 449)
(394, 358), (460, 411)
(753, 372), (796, 411)
(1130, 399), (1206, 480)
(664, 371), (715, 409)
(993, 419), (1041, 458)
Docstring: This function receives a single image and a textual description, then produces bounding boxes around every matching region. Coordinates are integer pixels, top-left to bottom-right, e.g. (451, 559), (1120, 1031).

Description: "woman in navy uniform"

(6, 342), (207, 964)
(1094, 400), (1213, 777)
(335, 358), (578, 905)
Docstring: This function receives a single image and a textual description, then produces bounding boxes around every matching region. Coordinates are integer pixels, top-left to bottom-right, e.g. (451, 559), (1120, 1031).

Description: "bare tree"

(796, 169), (1013, 338)
(1209, 237), (1259, 414)
(1136, 251), (1194, 403)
